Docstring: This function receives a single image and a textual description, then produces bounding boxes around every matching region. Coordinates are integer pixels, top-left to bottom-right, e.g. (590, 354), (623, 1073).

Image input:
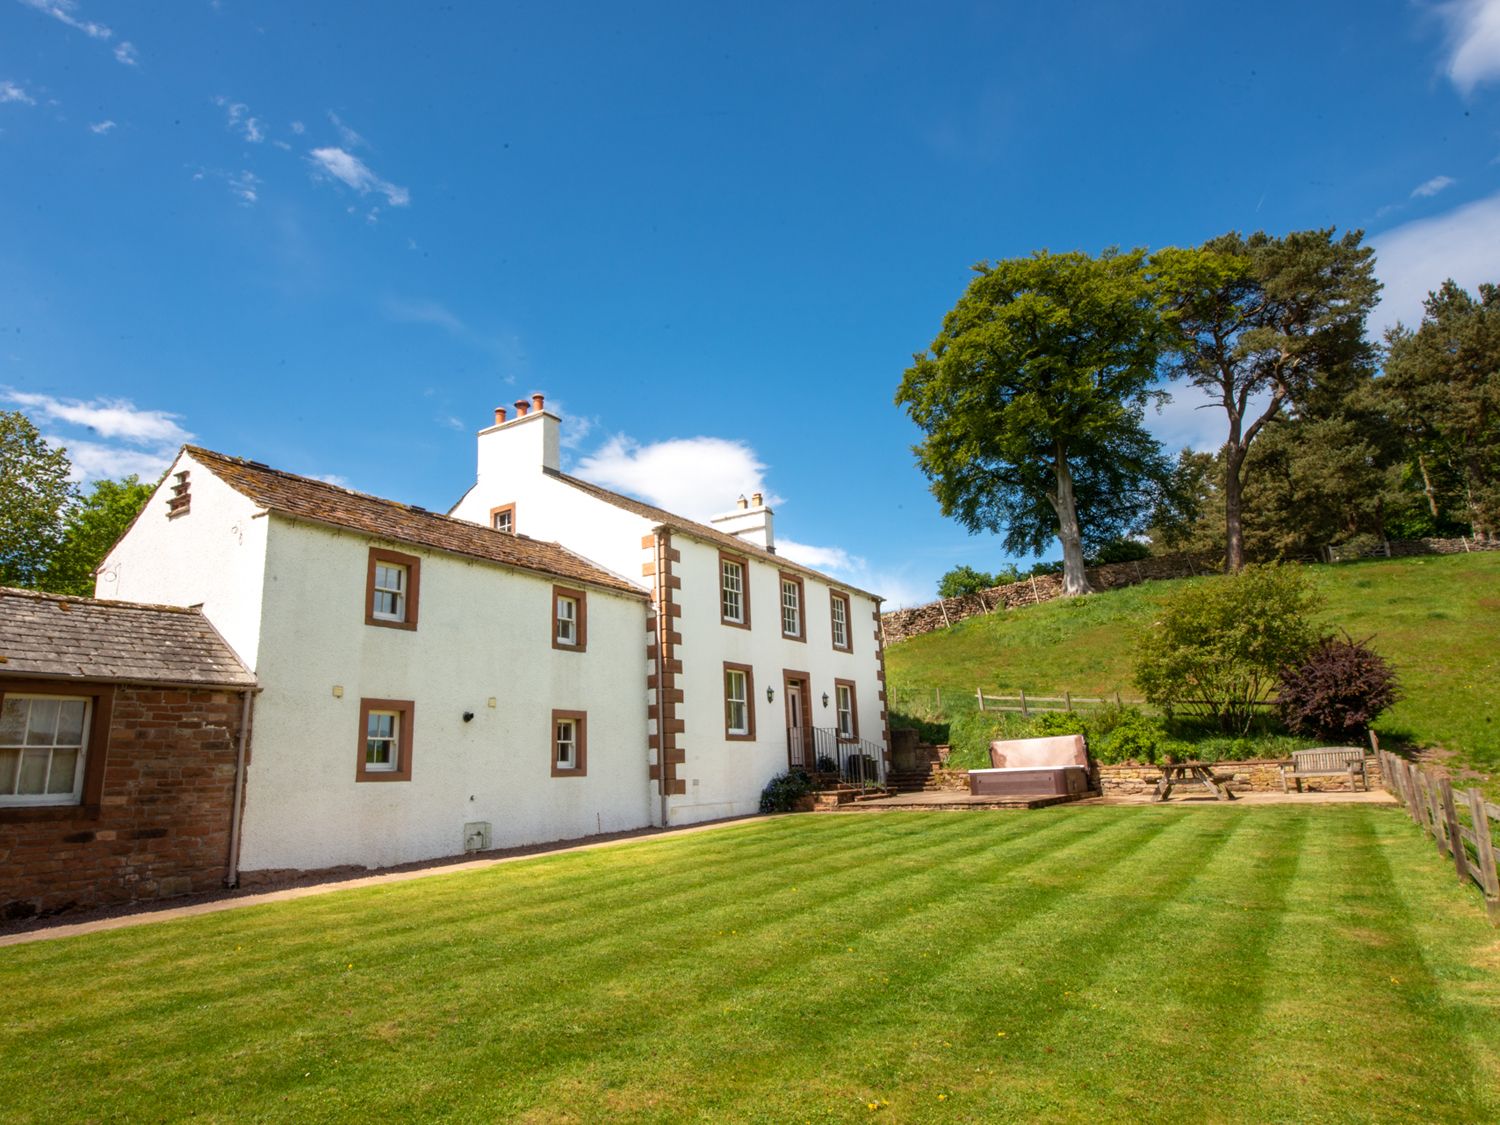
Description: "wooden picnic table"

(1153, 762), (1235, 803)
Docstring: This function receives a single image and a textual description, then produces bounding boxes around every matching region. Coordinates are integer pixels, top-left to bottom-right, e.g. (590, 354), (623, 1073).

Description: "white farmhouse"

(450, 393), (890, 826)
(98, 447), (654, 877)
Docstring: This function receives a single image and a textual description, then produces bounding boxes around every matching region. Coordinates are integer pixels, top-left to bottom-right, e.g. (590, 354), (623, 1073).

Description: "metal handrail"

(787, 726), (886, 788)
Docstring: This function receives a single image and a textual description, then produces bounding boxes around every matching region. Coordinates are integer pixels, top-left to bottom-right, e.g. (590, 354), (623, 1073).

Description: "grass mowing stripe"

(0, 815), (1066, 1120)
(1237, 807), (1493, 1122)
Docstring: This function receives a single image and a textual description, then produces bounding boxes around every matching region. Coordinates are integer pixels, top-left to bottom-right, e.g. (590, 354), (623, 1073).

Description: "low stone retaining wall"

(915, 756), (1383, 798)
(1096, 756), (1383, 796)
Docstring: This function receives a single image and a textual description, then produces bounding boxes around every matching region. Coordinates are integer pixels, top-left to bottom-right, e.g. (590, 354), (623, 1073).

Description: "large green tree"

(1380, 280), (1500, 540)
(897, 248), (1169, 596)
(0, 410), (75, 588)
(39, 475), (156, 595)
(1153, 229), (1381, 572)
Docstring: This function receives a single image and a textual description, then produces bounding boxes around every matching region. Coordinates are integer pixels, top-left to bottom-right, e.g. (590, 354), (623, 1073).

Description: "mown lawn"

(2, 808), (1498, 1122)
(886, 553), (1500, 783)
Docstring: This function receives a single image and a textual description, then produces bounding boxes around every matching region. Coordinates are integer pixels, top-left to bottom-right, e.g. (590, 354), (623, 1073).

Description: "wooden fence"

(1377, 748), (1500, 926)
(974, 689), (1139, 716)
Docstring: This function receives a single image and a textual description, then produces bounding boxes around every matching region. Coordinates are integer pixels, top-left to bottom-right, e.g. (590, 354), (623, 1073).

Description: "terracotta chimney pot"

(532, 392), (545, 413)
(494, 406), (508, 425)
(513, 399), (530, 417)
(751, 491), (763, 507)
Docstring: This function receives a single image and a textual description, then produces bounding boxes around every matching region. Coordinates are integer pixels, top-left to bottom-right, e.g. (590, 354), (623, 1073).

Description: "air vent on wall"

(166, 470), (191, 518)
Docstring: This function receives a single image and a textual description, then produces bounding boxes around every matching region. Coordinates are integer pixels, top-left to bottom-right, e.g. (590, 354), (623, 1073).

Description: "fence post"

(1065, 691), (1073, 713)
(1439, 778), (1470, 884)
(1115, 690), (1123, 708)
(1427, 775), (1449, 855)
(1464, 788), (1500, 925)
(1405, 763), (1424, 828)
(1019, 688), (1029, 718)
(976, 688), (985, 713)
(935, 687), (942, 710)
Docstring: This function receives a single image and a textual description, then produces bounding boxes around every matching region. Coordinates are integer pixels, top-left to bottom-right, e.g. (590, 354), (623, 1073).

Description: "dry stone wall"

(880, 552), (1217, 644)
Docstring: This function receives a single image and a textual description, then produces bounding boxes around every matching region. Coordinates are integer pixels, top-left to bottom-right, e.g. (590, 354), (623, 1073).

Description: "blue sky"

(3, 1), (1499, 606)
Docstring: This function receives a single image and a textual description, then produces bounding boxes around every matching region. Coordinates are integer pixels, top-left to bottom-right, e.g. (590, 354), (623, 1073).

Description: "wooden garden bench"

(1280, 748), (1369, 793)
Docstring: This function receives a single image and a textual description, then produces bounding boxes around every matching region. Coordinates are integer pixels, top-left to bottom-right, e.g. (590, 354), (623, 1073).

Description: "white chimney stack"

(710, 493), (775, 551)
(477, 390), (561, 483)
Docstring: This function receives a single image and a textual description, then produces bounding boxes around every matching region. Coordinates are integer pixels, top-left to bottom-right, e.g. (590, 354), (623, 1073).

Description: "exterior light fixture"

(766, 686), (775, 702)
(822, 693), (830, 708)
(463, 711), (475, 723)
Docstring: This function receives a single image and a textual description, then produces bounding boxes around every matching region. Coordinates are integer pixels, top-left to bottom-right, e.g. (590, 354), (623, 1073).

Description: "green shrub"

(937, 565), (996, 598)
(946, 710), (1032, 770)
(1026, 711), (1087, 738)
(1090, 708), (1169, 764)
(1276, 634), (1399, 742)
(758, 771), (816, 813)
(1134, 564), (1321, 735)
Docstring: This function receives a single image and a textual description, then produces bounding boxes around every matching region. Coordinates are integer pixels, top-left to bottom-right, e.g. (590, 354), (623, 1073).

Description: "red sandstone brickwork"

(0, 684), (249, 919)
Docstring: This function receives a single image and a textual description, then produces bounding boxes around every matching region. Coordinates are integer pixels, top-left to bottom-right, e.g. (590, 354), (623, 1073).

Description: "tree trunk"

(1224, 444), (1247, 573)
(1051, 444), (1093, 596)
(1417, 453), (1440, 519)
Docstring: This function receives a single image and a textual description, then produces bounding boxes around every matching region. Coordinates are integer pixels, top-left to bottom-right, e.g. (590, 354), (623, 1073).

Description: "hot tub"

(967, 733), (1092, 798)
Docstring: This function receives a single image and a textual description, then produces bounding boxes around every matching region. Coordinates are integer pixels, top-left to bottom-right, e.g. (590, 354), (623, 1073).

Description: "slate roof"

(0, 588), (257, 688)
(186, 447), (646, 599)
(545, 469), (881, 601)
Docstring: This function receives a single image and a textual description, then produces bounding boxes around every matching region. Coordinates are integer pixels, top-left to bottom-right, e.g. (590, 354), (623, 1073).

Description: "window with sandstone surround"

(724, 662), (756, 741)
(552, 586), (588, 652)
(551, 710), (587, 776)
(779, 572), (805, 641)
(357, 698), (414, 782)
(490, 503), (516, 534)
(720, 551), (750, 628)
(835, 680), (858, 742)
(365, 547), (421, 631)
(830, 591), (852, 652)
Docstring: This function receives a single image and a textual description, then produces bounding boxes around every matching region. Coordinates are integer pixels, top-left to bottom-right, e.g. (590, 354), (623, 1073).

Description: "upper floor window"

(720, 551), (749, 628)
(724, 663), (755, 740)
(830, 591), (851, 652)
(551, 710), (588, 776)
(553, 586), (588, 651)
(835, 680), (858, 742)
(356, 698), (414, 782)
(490, 503), (516, 534)
(0, 694), (90, 806)
(365, 548), (421, 631)
(780, 573), (805, 641)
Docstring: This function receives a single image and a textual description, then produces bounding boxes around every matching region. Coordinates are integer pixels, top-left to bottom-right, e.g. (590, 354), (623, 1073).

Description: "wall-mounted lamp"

(766, 686), (775, 702)
(822, 693), (830, 708)
(462, 711), (475, 723)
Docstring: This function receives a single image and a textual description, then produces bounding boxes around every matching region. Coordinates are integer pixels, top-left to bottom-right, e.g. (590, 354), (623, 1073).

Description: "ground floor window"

(0, 694), (90, 806)
(356, 699), (414, 782)
(835, 680), (858, 742)
(552, 710), (588, 776)
(724, 662), (755, 740)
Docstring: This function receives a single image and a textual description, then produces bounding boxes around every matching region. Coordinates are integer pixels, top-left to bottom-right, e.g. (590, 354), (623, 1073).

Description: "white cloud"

(574, 434), (781, 522)
(1, 80), (36, 105)
(777, 537), (926, 607)
(290, 120), (305, 135)
(215, 97), (264, 144)
(777, 538), (860, 573)
(112, 40), (137, 66)
(328, 111), (365, 149)
(44, 435), (173, 483)
(192, 166), (260, 205)
(307, 146), (409, 206)
(88, 118), (115, 134)
(313, 473), (350, 488)
(383, 298), (463, 333)
(17, 0), (112, 40)
(1441, 0), (1500, 92)
(1371, 189), (1500, 331)
(1411, 174), (1456, 198)
(3, 390), (192, 445)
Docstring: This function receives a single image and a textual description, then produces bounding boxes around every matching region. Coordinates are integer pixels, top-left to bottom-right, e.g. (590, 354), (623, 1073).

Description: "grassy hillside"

(886, 553), (1500, 782)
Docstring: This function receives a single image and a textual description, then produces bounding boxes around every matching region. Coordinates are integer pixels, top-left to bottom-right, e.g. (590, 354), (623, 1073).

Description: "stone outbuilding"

(0, 588), (257, 919)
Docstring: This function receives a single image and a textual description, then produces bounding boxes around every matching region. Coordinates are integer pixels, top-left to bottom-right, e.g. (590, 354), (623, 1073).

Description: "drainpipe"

(654, 531), (670, 829)
(224, 688), (255, 888)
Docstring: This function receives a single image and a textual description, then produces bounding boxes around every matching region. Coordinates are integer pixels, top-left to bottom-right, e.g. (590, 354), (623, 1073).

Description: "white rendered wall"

(236, 516), (653, 873)
(95, 449), (270, 669)
(668, 535), (886, 825)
